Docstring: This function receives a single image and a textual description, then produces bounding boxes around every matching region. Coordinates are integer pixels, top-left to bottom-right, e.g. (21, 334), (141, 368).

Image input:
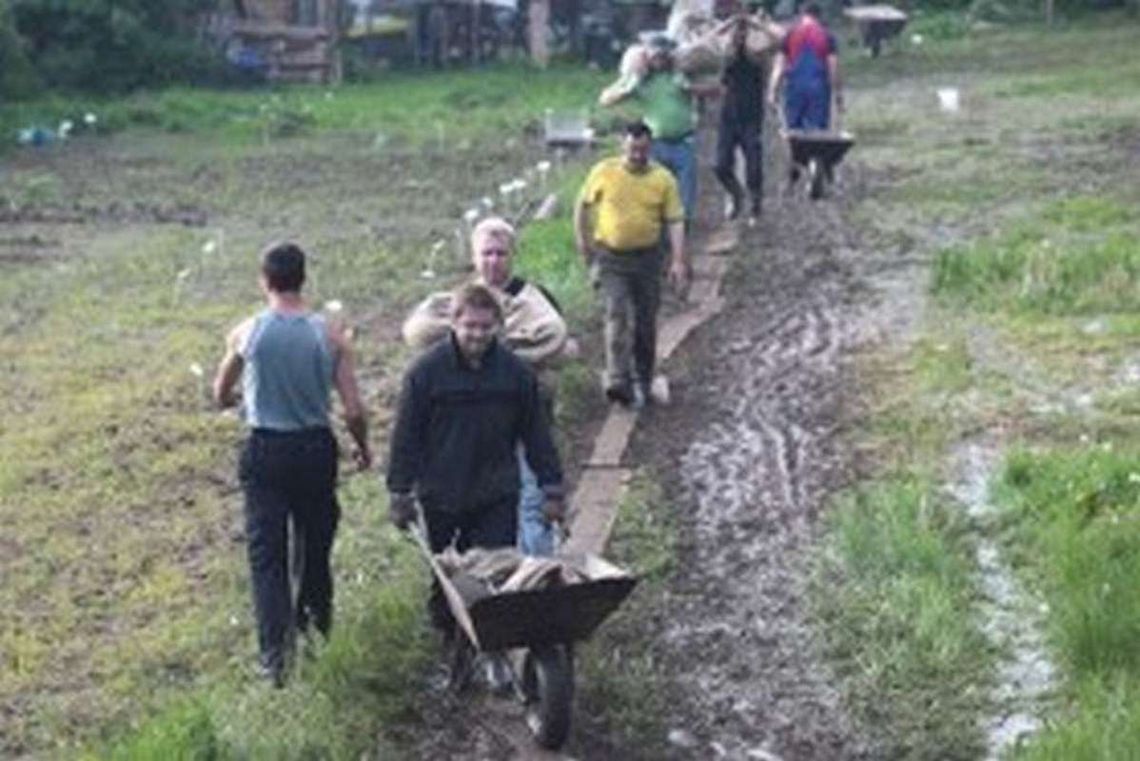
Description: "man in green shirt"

(600, 33), (718, 222)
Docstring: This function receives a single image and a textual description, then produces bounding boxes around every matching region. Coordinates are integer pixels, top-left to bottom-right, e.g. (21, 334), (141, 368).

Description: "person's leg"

(239, 436), (292, 684)
(714, 117), (745, 219)
(596, 250), (636, 400)
(292, 431), (339, 639)
(674, 137), (699, 224)
(466, 495), (520, 549)
(630, 248), (663, 397)
(516, 445), (553, 556)
(423, 508), (463, 633)
(740, 118), (763, 215)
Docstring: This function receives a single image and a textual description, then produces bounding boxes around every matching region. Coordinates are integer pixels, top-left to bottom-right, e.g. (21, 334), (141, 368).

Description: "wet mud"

(623, 175), (898, 759)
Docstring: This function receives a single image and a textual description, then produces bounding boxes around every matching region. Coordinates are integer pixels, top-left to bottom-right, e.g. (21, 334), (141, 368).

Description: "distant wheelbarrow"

(409, 519), (636, 750)
(843, 5), (908, 57)
(777, 105), (856, 200)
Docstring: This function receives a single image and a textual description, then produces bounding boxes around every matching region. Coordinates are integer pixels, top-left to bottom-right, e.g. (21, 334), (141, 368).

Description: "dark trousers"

(424, 496), (518, 630)
(239, 428), (339, 670)
(594, 246), (663, 392)
(715, 114), (763, 206)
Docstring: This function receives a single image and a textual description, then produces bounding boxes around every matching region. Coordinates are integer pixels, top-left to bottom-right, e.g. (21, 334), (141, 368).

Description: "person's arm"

(661, 176), (689, 289)
(386, 362), (428, 496)
(599, 75), (639, 107)
(327, 319), (372, 470)
(828, 52), (843, 113)
(573, 191), (595, 266)
(212, 318), (252, 409)
(767, 51), (786, 108)
(666, 219), (689, 290)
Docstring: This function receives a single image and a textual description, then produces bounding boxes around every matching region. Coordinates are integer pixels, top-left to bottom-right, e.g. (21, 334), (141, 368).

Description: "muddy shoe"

(605, 384), (634, 407)
(481, 653), (515, 697)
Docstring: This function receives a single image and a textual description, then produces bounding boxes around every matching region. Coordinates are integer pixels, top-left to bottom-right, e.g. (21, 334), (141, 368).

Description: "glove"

(389, 492), (417, 531)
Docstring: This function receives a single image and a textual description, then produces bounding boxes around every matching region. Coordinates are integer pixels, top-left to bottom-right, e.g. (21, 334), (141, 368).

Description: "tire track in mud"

(628, 188), (907, 759)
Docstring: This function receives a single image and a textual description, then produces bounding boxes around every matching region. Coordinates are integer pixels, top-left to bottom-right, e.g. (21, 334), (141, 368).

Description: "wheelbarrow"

(776, 105), (856, 200)
(409, 520), (637, 750)
(843, 5), (908, 58)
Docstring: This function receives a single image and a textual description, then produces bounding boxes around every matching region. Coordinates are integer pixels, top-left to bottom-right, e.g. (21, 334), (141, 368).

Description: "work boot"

(605, 384), (634, 407)
(481, 653), (515, 697)
(724, 189), (744, 221)
(258, 652), (287, 689)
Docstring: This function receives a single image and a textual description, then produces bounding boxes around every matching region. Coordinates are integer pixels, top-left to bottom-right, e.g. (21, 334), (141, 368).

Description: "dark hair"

(802, 1), (822, 17)
(451, 282), (503, 322)
(623, 120), (653, 139)
(260, 241), (306, 292)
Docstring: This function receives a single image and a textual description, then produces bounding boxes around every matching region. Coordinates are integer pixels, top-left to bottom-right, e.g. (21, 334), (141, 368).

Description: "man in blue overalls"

(767, 0), (843, 131)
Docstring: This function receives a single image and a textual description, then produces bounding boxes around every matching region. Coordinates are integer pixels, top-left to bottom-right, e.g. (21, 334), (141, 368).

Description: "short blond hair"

(471, 216), (516, 252)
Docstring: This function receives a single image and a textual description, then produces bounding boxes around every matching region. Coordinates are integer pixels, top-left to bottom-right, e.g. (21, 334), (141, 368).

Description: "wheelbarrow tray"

(785, 130), (856, 168)
(430, 549), (638, 652)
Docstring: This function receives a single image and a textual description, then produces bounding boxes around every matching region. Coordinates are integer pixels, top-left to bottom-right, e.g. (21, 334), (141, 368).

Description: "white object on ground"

(937, 87), (960, 113)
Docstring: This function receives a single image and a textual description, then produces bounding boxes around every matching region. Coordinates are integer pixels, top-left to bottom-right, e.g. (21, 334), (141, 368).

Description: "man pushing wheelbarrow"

(386, 282), (636, 749)
(767, 0), (854, 199)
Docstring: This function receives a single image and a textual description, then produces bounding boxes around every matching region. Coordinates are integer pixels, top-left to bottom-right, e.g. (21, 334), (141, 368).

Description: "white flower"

(431, 239), (446, 253)
(537, 160), (552, 173)
(84, 112), (98, 125)
(499, 182), (514, 196)
(481, 196), (494, 209)
(324, 299), (343, 313)
(189, 363), (204, 377)
(202, 240), (217, 254)
(176, 268), (192, 281)
(58, 120), (74, 137)
(512, 179), (528, 192)
(911, 33), (924, 45)
(420, 268), (436, 279)
(463, 208), (480, 224)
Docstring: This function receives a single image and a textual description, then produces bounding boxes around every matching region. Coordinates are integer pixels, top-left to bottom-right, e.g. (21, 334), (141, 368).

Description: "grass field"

(811, 12), (1140, 760)
(0, 63), (607, 758)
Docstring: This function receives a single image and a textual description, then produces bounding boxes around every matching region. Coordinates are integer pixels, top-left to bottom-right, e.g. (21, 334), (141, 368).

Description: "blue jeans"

(517, 447), (553, 556)
(651, 135), (698, 221)
(785, 80), (832, 130)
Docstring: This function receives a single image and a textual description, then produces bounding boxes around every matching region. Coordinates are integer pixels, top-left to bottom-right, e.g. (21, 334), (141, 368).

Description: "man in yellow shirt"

(574, 120), (689, 407)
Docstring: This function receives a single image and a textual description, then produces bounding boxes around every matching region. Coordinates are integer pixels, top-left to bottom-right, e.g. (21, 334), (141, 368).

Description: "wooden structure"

(208, 0), (342, 83)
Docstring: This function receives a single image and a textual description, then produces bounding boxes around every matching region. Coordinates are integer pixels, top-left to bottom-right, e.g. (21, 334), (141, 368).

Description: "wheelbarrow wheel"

(522, 645), (574, 750)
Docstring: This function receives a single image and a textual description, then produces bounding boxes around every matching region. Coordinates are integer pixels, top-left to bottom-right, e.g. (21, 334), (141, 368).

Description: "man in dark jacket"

(714, 1), (777, 221)
(386, 283), (565, 559)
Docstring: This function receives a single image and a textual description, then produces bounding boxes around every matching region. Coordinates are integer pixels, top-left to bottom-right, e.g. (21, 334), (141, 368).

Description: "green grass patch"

(1, 64), (608, 151)
(933, 197), (1140, 315)
(577, 471), (677, 757)
(995, 446), (1140, 759)
(812, 478), (990, 760)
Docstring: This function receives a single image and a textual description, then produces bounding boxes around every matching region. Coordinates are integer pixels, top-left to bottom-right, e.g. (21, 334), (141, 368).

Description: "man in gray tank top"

(213, 242), (371, 687)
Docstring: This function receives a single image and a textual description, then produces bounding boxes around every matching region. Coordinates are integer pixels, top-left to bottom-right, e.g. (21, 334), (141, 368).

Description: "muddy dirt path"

(622, 156), (925, 759)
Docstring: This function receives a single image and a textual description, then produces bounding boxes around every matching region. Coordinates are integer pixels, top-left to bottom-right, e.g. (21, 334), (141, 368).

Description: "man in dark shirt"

(386, 283), (565, 559)
(714, 1), (774, 221)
